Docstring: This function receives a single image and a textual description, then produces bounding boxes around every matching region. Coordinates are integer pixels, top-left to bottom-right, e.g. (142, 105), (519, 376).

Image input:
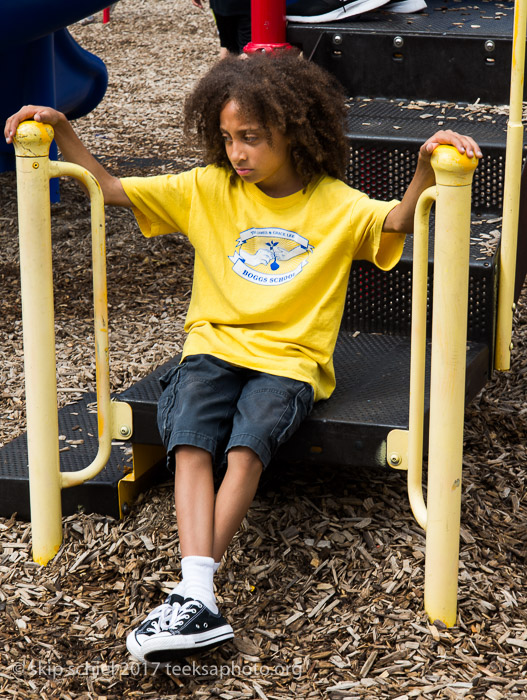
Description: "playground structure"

(1, 0), (526, 628)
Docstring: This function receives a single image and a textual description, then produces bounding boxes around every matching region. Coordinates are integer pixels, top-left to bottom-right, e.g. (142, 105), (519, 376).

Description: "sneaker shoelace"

(139, 597), (182, 634)
(166, 599), (204, 630)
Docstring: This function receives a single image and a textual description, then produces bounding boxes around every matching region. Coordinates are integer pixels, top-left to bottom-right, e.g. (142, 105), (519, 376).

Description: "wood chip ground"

(0, 1), (526, 697)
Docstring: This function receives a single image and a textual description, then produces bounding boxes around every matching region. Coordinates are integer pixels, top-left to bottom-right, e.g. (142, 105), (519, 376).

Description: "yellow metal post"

(495, 0), (527, 370)
(14, 121), (133, 566)
(424, 146), (478, 626)
(14, 122), (63, 565)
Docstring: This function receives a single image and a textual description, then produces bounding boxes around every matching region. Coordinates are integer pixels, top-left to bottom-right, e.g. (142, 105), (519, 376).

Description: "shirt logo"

(228, 227), (313, 286)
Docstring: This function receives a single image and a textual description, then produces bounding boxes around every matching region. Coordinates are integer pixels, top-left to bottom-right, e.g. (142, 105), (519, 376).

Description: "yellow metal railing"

(387, 145), (478, 627)
(14, 121), (132, 566)
(495, 0), (527, 370)
(407, 185), (436, 531)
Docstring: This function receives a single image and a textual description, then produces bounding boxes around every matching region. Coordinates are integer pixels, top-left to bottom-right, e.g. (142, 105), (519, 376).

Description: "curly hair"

(183, 51), (348, 187)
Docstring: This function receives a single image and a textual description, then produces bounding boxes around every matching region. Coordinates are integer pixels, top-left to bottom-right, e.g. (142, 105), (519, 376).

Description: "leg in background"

(212, 446), (263, 562)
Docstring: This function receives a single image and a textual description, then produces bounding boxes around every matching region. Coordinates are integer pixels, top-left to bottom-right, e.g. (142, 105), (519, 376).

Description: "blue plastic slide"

(1, 0), (111, 172)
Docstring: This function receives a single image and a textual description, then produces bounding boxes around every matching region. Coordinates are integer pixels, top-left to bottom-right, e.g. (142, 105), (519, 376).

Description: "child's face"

(219, 100), (303, 198)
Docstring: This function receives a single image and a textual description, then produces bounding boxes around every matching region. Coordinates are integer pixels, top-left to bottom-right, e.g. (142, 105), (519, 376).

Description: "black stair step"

(344, 99), (516, 215)
(0, 394), (133, 520)
(119, 333), (489, 467)
(0, 340), (499, 523)
(289, 0), (515, 37)
(287, 0), (519, 103)
(280, 334), (489, 466)
(0, 333), (489, 519)
(344, 214), (500, 344)
(346, 97), (509, 148)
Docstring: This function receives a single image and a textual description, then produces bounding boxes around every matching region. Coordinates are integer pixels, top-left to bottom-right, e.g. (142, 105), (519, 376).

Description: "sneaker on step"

(286, 0), (390, 23)
(126, 592), (185, 663)
(142, 598), (234, 663)
(384, 0), (426, 12)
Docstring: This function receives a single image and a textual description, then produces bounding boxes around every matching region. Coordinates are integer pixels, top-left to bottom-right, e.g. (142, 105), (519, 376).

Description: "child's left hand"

(420, 130), (483, 163)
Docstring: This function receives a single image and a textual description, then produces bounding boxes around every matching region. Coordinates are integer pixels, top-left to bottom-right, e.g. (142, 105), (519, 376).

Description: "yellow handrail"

(14, 121), (132, 565)
(495, 0), (527, 369)
(407, 186), (436, 531)
(48, 160), (132, 488)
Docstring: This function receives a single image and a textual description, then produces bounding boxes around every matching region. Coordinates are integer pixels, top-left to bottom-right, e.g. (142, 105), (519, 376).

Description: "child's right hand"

(4, 105), (66, 144)
(419, 129), (482, 163)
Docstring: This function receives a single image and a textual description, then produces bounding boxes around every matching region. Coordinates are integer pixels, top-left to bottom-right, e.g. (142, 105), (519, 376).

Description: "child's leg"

(128, 356), (245, 662)
(212, 446), (263, 562)
(174, 445), (219, 611)
(174, 445), (215, 557)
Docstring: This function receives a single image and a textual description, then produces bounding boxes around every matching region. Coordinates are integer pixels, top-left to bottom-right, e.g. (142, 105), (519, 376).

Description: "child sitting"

(5, 51), (481, 664)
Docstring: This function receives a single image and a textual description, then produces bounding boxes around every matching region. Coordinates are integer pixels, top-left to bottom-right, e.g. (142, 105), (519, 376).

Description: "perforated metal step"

(343, 213), (500, 348)
(0, 331), (488, 519)
(345, 97), (510, 213)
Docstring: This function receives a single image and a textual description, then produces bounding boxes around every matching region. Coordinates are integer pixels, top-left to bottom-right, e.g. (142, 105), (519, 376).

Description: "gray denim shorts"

(157, 354), (314, 470)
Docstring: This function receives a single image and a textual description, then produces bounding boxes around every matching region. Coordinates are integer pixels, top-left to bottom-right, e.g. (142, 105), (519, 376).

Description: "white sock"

(213, 561), (221, 574)
(181, 555), (218, 613)
(169, 579), (186, 600)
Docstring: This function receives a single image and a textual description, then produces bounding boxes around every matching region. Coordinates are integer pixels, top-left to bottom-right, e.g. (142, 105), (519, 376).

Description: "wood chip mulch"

(0, 1), (526, 698)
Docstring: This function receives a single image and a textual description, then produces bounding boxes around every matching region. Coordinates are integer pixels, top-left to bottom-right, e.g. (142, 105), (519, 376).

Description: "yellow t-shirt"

(121, 166), (404, 400)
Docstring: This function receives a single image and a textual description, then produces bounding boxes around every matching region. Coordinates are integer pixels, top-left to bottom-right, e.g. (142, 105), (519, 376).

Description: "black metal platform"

(0, 326), (491, 520)
(118, 333), (490, 469)
(287, 0), (518, 103)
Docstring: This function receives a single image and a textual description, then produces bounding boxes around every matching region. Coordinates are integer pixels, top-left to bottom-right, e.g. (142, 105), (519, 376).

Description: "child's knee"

(226, 446), (263, 474)
(175, 445), (213, 470)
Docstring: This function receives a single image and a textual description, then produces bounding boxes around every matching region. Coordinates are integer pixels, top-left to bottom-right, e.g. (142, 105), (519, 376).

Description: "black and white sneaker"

(286, 0), (389, 23)
(126, 592), (184, 663)
(142, 598), (234, 663)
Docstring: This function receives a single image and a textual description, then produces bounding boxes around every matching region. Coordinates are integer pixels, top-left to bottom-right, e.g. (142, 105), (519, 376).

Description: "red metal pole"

(103, 7), (110, 23)
(244, 0), (291, 53)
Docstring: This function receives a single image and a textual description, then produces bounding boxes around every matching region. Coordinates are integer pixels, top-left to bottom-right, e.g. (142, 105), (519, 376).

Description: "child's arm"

(4, 105), (132, 207)
(382, 130), (482, 234)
